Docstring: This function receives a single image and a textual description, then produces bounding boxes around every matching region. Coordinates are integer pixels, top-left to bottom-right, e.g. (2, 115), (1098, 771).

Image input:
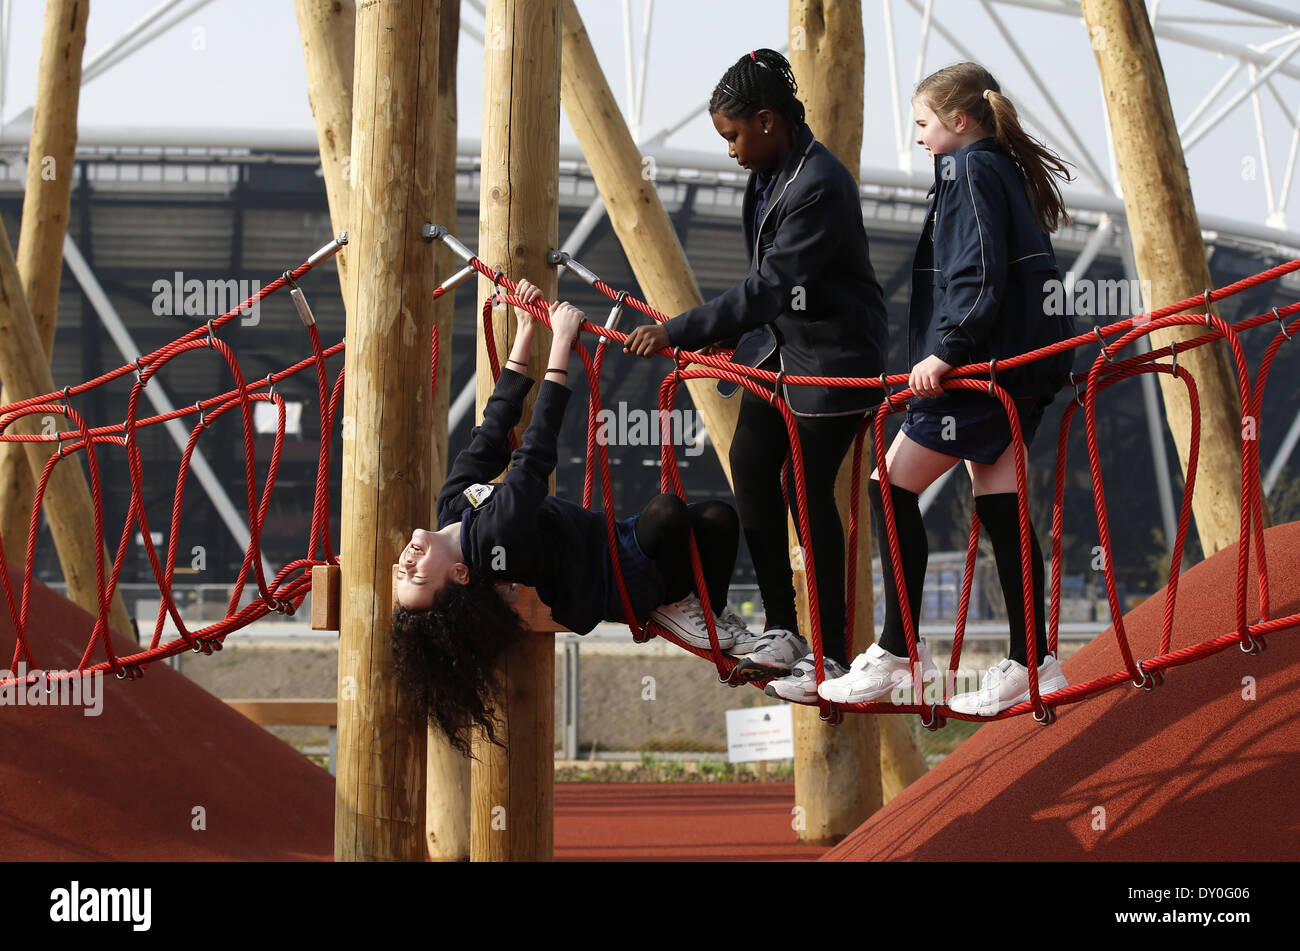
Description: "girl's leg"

(730, 388), (801, 633)
(780, 411), (865, 666)
(635, 494), (740, 616)
(870, 429), (962, 658)
(634, 492), (693, 602)
(687, 500), (740, 612)
(966, 441), (1049, 666)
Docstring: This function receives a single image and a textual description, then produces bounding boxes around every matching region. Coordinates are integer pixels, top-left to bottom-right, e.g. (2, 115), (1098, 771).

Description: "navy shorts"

(901, 395), (1048, 465)
(602, 513), (668, 623)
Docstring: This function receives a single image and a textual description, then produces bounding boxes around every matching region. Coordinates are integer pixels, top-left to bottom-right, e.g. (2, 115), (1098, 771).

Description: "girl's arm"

(435, 282), (546, 522)
(624, 182), (843, 356)
(928, 152), (1011, 369)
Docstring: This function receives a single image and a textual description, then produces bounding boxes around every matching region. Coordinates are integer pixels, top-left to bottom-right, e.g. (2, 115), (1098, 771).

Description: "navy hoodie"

(662, 123), (888, 417)
(910, 137), (1074, 414)
(436, 368), (611, 635)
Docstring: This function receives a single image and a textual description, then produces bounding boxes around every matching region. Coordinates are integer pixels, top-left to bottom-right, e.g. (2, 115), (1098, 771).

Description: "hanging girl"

(391, 282), (784, 756)
(818, 62), (1076, 716)
(624, 49), (890, 705)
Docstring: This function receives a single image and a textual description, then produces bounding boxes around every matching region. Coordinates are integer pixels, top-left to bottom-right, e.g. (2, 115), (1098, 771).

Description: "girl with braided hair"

(819, 62), (1076, 716)
(625, 49), (890, 704)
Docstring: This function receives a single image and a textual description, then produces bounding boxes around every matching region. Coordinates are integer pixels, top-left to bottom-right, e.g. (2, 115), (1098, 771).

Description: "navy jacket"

(436, 369), (611, 635)
(910, 137), (1074, 414)
(662, 123), (888, 416)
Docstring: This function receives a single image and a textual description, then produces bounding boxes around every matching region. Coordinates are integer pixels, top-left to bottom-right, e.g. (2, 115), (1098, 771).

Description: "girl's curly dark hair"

(390, 574), (531, 758)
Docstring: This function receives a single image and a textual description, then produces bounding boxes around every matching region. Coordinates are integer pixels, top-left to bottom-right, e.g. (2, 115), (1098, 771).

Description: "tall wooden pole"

(295, 0), (469, 862)
(470, 0), (560, 863)
(560, 0), (924, 812)
(336, 0), (440, 862)
(788, 0), (881, 843)
(558, 0), (741, 481)
(424, 0), (471, 863)
(1081, 0), (1263, 555)
(0, 0), (133, 640)
(293, 0), (356, 308)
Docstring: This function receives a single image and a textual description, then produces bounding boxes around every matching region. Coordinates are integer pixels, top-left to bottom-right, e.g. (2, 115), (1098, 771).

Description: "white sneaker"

(764, 652), (849, 705)
(647, 595), (736, 651)
(716, 607), (760, 652)
(947, 655), (1069, 716)
(817, 640), (940, 704)
(730, 628), (809, 680)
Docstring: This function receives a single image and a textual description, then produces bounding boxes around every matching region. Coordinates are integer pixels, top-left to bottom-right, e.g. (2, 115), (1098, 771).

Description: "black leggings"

(729, 386), (866, 665)
(871, 482), (1049, 667)
(634, 494), (739, 615)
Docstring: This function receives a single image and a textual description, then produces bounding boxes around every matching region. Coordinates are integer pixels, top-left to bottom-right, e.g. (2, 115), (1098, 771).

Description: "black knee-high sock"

(869, 479), (927, 658)
(975, 492), (1048, 667)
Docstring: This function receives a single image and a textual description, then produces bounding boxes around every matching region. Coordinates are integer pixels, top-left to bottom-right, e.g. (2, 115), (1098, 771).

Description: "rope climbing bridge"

(2, 223), (1297, 739)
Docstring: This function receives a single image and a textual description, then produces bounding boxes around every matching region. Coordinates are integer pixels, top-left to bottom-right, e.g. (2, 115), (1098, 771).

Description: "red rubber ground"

(0, 567), (334, 861)
(824, 519), (1300, 862)
(554, 782), (826, 861)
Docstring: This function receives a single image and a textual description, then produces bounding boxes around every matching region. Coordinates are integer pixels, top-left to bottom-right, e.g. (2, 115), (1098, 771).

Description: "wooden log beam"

(470, 0), (560, 863)
(293, 0), (357, 308)
(335, 0), (440, 862)
(0, 0), (131, 640)
(1081, 0), (1265, 554)
(424, 0), (471, 865)
(557, 0), (741, 483)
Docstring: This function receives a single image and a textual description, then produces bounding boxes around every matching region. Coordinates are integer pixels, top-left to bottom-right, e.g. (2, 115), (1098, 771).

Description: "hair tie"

(750, 50), (757, 61)
(983, 89), (994, 101)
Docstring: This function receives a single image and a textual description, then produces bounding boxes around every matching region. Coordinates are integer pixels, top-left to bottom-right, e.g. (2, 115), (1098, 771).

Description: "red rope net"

(3, 226), (1297, 733)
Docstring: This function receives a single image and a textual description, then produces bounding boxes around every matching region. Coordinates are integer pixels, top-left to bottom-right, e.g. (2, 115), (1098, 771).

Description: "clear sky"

(2, 0), (1297, 232)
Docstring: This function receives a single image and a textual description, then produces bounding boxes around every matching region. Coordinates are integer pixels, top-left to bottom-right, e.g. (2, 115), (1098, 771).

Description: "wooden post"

(296, 0), (469, 862)
(561, 0), (925, 813)
(470, 0), (560, 863)
(424, 0), (471, 864)
(787, 0), (881, 844)
(558, 0), (741, 481)
(0, 0), (132, 640)
(293, 0), (356, 308)
(335, 0), (440, 862)
(1081, 0), (1262, 555)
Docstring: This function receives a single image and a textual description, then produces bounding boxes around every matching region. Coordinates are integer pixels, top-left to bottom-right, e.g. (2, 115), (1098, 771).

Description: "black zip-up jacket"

(910, 137), (1074, 413)
(661, 123), (888, 417)
(436, 368), (610, 635)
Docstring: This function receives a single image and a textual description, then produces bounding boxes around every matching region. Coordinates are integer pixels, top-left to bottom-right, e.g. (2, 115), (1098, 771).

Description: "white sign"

(725, 705), (794, 763)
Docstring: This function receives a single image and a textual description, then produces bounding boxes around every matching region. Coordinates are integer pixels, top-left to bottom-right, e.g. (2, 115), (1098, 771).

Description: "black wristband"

(506, 358), (528, 369)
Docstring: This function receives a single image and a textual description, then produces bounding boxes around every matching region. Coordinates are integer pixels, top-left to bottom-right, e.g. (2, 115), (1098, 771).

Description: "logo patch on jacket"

(462, 483), (495, 508)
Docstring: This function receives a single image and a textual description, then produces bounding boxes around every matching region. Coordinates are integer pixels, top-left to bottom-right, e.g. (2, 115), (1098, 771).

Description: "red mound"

(824, 520), (1300, 861)
(0, 569), (333, 860)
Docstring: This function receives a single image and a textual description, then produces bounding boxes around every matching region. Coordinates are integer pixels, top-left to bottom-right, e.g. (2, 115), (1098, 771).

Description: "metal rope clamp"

(1169, 339), (1178, 378)
(133, 356), (148, 387)
(1273, 307), (1292, 341)
(1239, 632), (1267, 655)
(987, 357), (997, 395)
(205, 319), (218, 349)
(1093, 326), (1113, 363)
(1131, 659), (1161, 690)
(920, 702), (943, 730)
(605, 291), (628, 334)
(1071, 371), (1086, 409)
(1033, 703), (1056, 726)
(770, 370), (786, 406)
(285, 270), (317, 329)
(819, 698), (839, 723)
(1204, 288), (1215, 327)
